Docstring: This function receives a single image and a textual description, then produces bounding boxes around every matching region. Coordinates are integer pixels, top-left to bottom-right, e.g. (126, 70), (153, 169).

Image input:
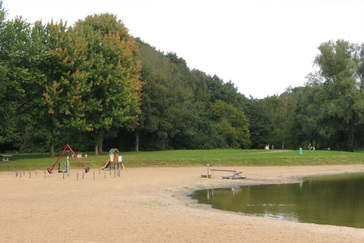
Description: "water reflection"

(190, 173), (364, 228)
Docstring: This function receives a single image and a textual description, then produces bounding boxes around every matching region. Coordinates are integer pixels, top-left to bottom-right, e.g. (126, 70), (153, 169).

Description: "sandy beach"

(1, 165), (364, 242)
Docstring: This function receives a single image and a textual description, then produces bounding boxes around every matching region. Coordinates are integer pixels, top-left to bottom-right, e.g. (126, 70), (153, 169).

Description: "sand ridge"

(1, 165), (364, 242)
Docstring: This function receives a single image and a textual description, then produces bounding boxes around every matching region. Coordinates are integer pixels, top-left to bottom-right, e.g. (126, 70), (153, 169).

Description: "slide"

(101, 159), (110, 170)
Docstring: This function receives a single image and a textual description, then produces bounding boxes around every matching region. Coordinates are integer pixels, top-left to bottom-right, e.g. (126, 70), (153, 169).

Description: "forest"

(1, 1), (364, 154)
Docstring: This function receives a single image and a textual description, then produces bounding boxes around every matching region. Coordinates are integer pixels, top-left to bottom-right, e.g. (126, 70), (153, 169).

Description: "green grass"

(1, 149), (364, 172)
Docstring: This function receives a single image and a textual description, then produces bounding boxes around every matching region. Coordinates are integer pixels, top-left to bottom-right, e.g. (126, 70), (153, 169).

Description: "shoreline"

(1, 165), (364, 242)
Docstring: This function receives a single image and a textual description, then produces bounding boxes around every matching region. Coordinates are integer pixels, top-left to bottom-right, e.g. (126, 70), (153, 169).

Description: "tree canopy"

(1, 0), (364, 153)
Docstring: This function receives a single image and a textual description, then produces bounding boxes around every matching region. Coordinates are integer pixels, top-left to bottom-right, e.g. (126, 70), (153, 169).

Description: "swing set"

(47, 144), (90, 174)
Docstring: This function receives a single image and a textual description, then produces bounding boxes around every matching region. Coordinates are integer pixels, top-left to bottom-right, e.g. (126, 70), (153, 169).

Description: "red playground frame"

(47, 144), (90, 174)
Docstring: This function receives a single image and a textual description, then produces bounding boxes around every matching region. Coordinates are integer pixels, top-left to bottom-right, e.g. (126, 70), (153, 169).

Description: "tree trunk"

(350, 125), (355, 152)
(98, 140), (103, 155)
(50, 143), (55, 157)
(94, 144), (99, 156)
(135, 131), (140, 152)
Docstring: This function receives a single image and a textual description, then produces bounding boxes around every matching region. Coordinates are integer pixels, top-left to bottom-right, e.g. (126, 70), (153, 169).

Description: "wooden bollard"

(35, 170), (37, 176)
(16, 171), (18, 177)
(207, 164), (210, 178)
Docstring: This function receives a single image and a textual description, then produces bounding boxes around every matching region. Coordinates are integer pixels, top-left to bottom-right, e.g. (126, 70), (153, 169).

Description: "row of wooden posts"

(15, 169), (122, 180)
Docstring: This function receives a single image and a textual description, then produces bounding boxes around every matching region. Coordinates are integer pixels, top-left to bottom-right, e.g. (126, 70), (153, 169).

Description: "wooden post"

(207, 164), (210, 178)
(16, 171), (18, 177)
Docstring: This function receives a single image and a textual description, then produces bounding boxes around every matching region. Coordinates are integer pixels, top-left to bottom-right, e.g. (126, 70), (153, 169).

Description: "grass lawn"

(1, 149), (364, 172)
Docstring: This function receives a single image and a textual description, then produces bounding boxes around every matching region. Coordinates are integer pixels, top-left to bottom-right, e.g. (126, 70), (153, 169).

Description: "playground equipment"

(202, 164), (246, 179)
(101, 148), (124, 170)
(47, 144), (90, 174)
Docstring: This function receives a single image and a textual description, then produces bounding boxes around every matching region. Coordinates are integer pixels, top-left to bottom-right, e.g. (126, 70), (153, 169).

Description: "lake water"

(190, 173), (364, 228)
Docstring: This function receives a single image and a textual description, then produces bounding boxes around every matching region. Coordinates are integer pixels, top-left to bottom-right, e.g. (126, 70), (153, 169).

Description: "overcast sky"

(4, 0), (364, 98)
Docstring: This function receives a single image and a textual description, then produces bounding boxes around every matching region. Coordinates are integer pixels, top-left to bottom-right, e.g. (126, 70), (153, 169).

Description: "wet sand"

(1, 165), (364, 242)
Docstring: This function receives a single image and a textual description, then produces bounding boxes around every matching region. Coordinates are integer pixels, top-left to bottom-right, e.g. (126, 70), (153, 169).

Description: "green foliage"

(4, 0), (364, 153)
(208, 100), (251, 148)
(133, 41), (251, 151)
(74, 13), (142, 154)
(245, 98), (273, 149)
(311, 40), (364, 151)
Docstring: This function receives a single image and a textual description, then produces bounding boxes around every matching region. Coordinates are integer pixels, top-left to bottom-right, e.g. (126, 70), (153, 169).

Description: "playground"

(1, 165), (364, 242)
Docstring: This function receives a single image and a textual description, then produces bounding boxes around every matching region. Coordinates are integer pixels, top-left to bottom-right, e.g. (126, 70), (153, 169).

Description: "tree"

(74, 14), (142, 155)
(41, 20), (92, 156)
(209, 100), (251, 148)
(245, 97), (273, 149)
(0, 4), (51, 152)
(314, 40), (364, 151)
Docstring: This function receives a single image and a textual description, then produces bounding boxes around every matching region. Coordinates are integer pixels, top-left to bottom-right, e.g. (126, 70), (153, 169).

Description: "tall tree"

(245, 97), (273, 149)
(41, 20), (91, 156)
(0, 4), (50, 152)
(315, 40), (364, 151)
(74, 14), (142, 155)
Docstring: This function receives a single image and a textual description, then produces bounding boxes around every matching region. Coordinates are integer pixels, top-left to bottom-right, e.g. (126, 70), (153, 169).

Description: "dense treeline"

(1, 2), (364, 154)
(105, 40), (251, 151)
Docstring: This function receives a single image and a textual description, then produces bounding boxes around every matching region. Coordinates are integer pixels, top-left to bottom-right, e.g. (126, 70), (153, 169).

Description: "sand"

(1, 165), (364, 242)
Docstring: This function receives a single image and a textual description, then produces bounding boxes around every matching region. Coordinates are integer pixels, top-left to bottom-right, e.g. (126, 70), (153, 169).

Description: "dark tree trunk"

(135, 131), (140, 152)
(50, 143), (55, 157)
(94, 144), (99, 156)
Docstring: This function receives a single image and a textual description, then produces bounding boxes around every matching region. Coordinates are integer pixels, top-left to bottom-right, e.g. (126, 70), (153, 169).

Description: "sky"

(3, 0), (364, 98)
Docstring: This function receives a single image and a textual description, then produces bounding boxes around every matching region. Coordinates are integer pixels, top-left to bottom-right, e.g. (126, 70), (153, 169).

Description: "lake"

(190, 173), (364, 228)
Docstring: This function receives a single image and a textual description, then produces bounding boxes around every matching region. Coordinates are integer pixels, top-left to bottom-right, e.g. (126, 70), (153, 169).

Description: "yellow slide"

(101, 159), (110, 170)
